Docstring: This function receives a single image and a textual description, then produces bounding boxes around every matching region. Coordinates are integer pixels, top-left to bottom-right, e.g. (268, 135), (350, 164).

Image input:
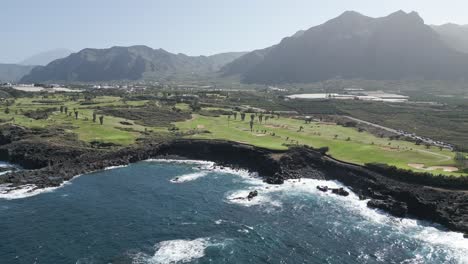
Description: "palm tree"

(74, 111), (79, 120)
(99, 115), (104, 125)
(259, 114), (263, 123)
(241, 112), (246, 121)
(250, 114), (255, 122)
(233, 112), (237, 120)
(92, 112), (97, 123)
(249, 120), (254, 132)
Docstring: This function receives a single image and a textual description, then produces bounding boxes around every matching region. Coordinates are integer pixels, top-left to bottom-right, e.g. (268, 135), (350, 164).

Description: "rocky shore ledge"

(0, 126), (467, 237)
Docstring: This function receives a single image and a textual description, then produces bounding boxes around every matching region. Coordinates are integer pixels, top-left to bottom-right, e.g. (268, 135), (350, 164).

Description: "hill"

(432, 23), (468, 54)
(19, 48), (74, 66)
(20, 46), (245, 83)
(222, 11), (468, 84)
(0, 64), (37, 82)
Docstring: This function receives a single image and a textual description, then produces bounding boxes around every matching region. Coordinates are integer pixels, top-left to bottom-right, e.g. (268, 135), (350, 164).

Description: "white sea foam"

(0, 163), (129, 200)
(170, 172), (208, 183)
(104, 165), (129, 170)
(145, 159), (214, 166)
(214, 219), (225, 225)
(226, 189), (282, 207)
(225, 174), (468, 263)
(132, 238), (215, 264)
(0, 182), (70, 200)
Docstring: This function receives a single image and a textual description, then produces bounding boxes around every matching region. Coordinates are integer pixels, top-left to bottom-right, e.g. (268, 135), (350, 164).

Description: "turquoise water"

(0, 160), (467, 264)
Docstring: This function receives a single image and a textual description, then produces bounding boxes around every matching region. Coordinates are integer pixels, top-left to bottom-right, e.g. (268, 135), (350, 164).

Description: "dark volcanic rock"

(266, 173), (284, 184)
(0, 131), (467, 236)
(331, 188), (350, 197)
(247, 190), (258, 201)
(317, 186), (329, 192)
(0, 167), (15, 173)
(368, 199), (408, 217)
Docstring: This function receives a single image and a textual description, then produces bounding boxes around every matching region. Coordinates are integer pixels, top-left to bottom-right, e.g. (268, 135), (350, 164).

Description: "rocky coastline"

(0, 126), (467, 238)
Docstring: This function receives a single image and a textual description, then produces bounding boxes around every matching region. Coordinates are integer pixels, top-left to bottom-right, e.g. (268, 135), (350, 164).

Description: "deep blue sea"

(0, 160), (467, 264)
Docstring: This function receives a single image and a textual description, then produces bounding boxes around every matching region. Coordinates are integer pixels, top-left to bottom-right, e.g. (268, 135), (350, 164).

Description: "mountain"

(20, 46), (246, 83)
(222, 10), (468, 84)
(220, 30), (304, 77)
(20, 49), (74, 66)
(432, 23), (468, 53)
(207, 52), (248, 70)
(0, 64), (36, 82)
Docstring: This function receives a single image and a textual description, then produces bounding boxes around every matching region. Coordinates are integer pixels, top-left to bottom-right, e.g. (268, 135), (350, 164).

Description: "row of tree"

(59, 105), (104, 125)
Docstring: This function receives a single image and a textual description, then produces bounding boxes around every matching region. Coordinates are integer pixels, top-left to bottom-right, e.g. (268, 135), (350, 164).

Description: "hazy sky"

(2, 0), (468, 63)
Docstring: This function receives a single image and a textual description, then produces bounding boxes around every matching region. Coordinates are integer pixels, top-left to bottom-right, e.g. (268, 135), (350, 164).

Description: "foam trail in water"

(132, 237), (217, 264)
(170, 172), (209, 183)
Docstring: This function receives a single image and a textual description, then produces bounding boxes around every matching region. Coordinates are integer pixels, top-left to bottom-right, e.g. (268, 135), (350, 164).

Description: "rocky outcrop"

(368, 199), (408, 217)
(0, 133), (467, 236)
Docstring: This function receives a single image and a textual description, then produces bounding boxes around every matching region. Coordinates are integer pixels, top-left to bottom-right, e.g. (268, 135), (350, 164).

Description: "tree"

(298, 126), (304, 132)
(259, 114), (263, 123)
(455, 152), (465, 161)
(74, 111), (79, 120)
(64, 106), (68, 114)
(455, 152), (467, 168)
(99, 115), (104, 125)
(250, 114), (255, 122)
(233, 112), (237, 120)
(249, 120), (254, 132)
(334, 134), (338, 139)
(265, 116), (269, 123)
(240, 112), (246, 121)
(4, 107), (10, 114)
(60, 106), (64, 113)
(189, 100), (201, 111)
(92, 112), (97, 123)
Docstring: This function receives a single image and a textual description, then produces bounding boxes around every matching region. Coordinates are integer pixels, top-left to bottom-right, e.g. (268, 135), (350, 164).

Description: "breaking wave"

(132, 237), (220, 264)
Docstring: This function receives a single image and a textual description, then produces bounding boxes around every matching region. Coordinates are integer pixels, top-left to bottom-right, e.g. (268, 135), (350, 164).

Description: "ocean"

(0, 160), (467, 264)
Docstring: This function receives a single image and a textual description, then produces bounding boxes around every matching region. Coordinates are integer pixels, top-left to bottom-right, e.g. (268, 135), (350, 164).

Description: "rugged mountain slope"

(20, 46), (245, 83)
(223, 11), (468, 84)
(432, 23), (468, 53)
(20, 49), (74, 66)
(220, 30), (306, 77)
(0, 64), (36, 82)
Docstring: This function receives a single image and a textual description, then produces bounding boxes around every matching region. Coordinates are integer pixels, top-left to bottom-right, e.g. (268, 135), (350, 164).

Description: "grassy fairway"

(175, 114), (465, 176)
(0, 96), (149, 145)
(0, 95), (466, 176)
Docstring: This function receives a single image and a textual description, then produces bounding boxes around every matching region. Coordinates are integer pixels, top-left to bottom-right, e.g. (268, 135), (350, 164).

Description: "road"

(342, 116), (453, 162)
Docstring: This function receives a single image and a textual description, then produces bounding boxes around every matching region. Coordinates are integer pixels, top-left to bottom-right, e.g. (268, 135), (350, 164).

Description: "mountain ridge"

(19, 48), (74, 66)
(222, 10), (468, 84)
(20, 46), (246, 83)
